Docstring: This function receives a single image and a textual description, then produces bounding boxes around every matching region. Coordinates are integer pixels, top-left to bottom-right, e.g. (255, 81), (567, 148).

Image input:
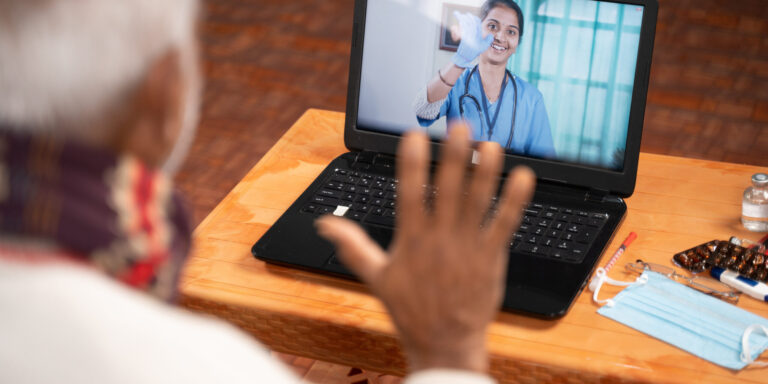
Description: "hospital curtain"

(509, 0), (642, 168)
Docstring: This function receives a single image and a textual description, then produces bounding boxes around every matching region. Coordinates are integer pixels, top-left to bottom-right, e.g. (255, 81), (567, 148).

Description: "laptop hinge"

(353, 151), (394, 171)
(584, 188), (610, 203)
(584, 189), (624, 204)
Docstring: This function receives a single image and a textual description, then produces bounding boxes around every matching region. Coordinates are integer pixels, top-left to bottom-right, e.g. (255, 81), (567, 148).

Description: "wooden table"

(180, 109), (768, 384)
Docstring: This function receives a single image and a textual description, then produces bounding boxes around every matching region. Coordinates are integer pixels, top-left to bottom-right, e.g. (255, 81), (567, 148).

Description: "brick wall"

(643, 0), (768, 166)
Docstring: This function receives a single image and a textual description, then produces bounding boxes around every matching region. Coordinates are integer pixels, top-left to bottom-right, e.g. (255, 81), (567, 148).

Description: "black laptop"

(253, 0), (657, 318)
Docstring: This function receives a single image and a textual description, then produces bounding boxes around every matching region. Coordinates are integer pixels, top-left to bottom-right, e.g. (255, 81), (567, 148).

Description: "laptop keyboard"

(302, 168), (609, 264)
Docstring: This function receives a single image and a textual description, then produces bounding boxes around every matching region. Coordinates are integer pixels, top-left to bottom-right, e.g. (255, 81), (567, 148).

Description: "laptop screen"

(356, 0), (645, 172)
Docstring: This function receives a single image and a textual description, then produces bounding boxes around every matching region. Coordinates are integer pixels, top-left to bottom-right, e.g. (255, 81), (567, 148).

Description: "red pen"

(603, 232), (638, 273)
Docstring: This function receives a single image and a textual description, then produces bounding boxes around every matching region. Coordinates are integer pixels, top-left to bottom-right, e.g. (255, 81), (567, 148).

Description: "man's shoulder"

(0, 259), (298, 384)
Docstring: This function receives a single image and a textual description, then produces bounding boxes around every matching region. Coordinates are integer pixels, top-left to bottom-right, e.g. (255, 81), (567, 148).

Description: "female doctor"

(414, 0), (556, 158)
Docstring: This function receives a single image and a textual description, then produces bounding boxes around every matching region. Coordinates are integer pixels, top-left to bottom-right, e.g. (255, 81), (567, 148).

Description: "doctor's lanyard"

(458, 65), (519, 149)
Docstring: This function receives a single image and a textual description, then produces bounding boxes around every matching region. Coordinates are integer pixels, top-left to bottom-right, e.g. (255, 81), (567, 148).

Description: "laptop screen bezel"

(344, 0), (658, 198)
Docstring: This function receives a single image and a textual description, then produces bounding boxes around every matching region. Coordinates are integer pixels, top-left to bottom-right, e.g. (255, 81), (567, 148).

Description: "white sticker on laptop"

(333, 205), (350, 217)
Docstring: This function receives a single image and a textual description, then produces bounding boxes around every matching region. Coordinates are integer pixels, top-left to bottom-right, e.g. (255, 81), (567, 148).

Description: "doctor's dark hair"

(480, 0), (524, 38)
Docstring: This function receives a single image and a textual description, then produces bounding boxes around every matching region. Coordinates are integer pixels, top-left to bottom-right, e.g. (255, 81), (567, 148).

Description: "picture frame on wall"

(439, 3), (481, 52)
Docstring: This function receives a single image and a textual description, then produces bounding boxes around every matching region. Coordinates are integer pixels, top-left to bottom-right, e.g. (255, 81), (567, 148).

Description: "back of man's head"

(0, 0), (200, 173)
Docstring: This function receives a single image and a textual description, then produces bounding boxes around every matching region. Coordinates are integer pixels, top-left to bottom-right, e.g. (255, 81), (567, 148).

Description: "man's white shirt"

(0, 259), (493, 384)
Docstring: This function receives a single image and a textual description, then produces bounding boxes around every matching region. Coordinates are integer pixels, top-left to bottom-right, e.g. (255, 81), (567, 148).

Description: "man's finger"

(486, 166), (536, 247)
(463, 141), (503, 231)
(433, 123), (471, 228)
(395, 131), (429, 243)
(315, 216), (388, 285)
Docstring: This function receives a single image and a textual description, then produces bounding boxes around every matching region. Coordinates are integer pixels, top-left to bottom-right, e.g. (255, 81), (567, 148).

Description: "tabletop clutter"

(589, 233), (768, 370)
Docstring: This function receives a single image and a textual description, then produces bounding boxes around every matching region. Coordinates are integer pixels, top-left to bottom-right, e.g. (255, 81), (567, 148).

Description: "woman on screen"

(413, 0), (555, 158)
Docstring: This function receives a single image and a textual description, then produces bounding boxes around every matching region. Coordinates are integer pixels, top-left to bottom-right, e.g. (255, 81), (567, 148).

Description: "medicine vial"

(742, 173), (768, 232)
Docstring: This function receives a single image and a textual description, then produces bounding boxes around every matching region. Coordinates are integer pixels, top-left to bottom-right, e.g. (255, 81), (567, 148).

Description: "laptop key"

(524, 208), (540, 216)
(516, 243), (536, 254)
(302, 204), (317, 213)
(352, 204), (371, 213)
(318, 189), (342, 198)
(572, 243), (588, 254)
(346, 211), (364, 221)
(551, 249), (566, 260)
(587, 218), (604, 227)
(312, 196), (338, 206)
(576, 230), (596, 244)
(566, 249), (586, 262)
(572, 216), (588, 225)
(531, 245), (550, 256)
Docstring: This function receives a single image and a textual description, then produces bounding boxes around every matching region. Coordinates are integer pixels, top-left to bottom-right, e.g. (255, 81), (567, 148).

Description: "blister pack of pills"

(673, 240), (768, 282)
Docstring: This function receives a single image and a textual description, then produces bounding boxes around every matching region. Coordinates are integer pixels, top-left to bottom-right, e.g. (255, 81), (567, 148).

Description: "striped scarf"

(0, 130), (191, 301)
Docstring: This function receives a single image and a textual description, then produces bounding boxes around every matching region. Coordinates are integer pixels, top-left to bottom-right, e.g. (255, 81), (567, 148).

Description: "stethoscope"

(458, 65), (518, 149)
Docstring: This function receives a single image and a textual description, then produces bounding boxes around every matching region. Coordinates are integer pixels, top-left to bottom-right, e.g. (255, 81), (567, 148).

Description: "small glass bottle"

(742, 173), (768, 232)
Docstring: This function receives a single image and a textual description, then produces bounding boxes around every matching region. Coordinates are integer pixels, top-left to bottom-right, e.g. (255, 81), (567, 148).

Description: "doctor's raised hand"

(316, 124), (535, 375)
(420, 12), (493, 106)
(452, 11), (494, 68)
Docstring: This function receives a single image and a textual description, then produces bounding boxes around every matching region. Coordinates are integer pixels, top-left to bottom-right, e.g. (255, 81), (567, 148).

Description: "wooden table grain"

(179, 108), (768, 384)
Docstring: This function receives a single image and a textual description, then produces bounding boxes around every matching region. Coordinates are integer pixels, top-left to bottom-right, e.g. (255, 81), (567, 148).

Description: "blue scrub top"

(418, 67), (556, 159)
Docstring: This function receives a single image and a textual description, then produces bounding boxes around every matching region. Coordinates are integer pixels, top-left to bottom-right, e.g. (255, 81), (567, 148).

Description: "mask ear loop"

(741, 324), (768, 367)
(588, 267), (647, 307)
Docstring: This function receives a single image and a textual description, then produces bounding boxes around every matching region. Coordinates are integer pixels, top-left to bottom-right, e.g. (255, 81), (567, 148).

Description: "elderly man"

(0, 0), (534, 383)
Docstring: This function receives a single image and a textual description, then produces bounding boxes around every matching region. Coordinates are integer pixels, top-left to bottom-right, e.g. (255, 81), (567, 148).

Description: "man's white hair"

(0, 0), (200, 172)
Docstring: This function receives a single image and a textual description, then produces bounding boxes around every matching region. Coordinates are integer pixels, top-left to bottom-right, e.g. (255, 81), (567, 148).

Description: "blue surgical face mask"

(595, 270), (768, 370)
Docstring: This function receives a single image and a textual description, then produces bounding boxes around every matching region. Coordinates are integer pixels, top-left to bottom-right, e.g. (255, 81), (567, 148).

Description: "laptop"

(253, 0), (657, 318)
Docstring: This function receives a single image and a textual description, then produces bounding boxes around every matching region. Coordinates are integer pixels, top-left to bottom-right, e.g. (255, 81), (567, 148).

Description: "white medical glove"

(452, 12), (493, 68)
